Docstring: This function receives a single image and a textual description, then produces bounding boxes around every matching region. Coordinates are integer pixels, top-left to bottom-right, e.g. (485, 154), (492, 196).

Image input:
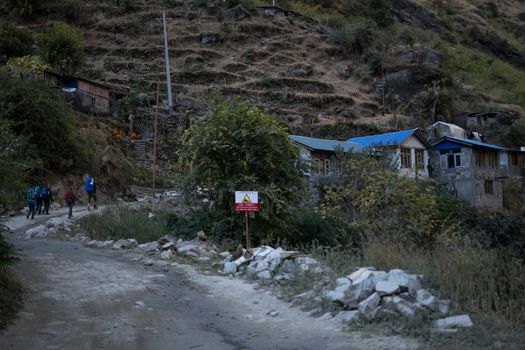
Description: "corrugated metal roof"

(432, 136), (507, 151)
(345, 129), (417, 147)
(290, 135), (364, 153)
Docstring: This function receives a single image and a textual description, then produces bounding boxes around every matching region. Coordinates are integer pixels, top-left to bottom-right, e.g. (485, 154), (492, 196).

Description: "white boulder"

(416, 289), (436, 307)
(160, 250), (174, 260)
(434, 315), (473, 330)
(223, 262), (238, 275)
(375, 280), (400, 296)
(358, 292), (381, 314)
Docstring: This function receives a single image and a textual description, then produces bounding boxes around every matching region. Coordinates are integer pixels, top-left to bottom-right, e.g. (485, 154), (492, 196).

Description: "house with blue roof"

(346, 129), (431, 178)
(289, 135), (364, 179)
(431, 136), (525, 210)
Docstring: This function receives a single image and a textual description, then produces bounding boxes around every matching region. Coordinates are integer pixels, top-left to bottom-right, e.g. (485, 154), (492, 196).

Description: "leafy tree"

(0, 77), (76, 172)
(0, 21), (33, 63)
(3, 55), (49, 79)
(38, 22), (83, 75)
(180, 98), (304, 241)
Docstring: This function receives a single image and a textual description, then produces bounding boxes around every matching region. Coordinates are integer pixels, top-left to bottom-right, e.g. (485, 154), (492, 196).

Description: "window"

(484, 180), (494, 195)
(316, 157), (331, 176)
(400, 148), (411, 168)
(324, 159), (331, 176)
(487, 152), (498, 168)
(415, 149), (425, 169)
(475, 151), (485, 167)
(440, 149), (462, 169)
(511, 153), (518, 167)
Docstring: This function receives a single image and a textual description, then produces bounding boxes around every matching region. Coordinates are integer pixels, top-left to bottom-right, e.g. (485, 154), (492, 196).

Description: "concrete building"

(346, 129), (431, 178)
(430, 136), (525, 210)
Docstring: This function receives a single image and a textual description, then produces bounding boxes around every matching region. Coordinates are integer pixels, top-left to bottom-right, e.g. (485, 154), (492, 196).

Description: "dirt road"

(0, 210), (416, 350)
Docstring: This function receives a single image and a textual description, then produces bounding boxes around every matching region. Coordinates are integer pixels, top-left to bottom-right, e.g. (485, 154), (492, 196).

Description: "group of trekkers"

(25, 174), (98, 220)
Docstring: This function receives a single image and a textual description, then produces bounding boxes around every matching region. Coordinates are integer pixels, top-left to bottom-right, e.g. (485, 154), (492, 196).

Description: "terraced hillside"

(78, 2), (381, 134)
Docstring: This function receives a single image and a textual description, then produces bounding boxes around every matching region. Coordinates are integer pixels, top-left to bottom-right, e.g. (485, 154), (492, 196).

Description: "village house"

(42, 71), (129, 115)
(456, 111), (519, 133)
(346, 129), (431, 178)
(430, 136), (525, 210)
(289, 135), (363, 181)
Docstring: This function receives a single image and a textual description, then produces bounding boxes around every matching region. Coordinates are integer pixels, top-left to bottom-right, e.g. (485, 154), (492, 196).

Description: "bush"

(7, 0), (40, 18)
(0, 21), (33, 63)
(180, 98), (304, 243)
(0, 77), (77, 172)
(38, 22), (83, 75)
(0, 224), (22, 330)
(328, 17), (378, 55)
(78, 206), (168, 243)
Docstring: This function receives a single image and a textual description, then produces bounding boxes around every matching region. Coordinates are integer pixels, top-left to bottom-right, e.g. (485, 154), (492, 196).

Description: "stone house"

(346, 129), (431, 178)
(430, 136), (525, 210)
(456, 111), (519, 133)
(289, 135), (363, 182)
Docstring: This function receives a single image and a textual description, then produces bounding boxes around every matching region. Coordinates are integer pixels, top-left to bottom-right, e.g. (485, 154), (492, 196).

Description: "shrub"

(78, 206), (168, 243)
(321, 14), (347, 29)
(328, 17), (378, 55)
(180, 98), (304, 243)
(0, 224), (22, 330)
(0, 21), (33, 63)
(0, 77), (77, 172)
(7, 0), (40, 18)
(38, 22), (83, 75)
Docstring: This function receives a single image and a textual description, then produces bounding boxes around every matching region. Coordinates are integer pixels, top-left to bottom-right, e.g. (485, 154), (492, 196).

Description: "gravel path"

(0, 210), (417, 350)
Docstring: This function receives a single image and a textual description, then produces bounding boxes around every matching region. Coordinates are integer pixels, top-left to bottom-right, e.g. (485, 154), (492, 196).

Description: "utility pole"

(161, 11), (174, 115)
(152, 82), (159, 200)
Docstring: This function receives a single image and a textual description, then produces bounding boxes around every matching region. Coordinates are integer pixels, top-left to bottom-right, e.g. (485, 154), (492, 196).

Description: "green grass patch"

(442, 44), (525, 109)
(0, 225), (22, 329)
(77, 206), (168, 243)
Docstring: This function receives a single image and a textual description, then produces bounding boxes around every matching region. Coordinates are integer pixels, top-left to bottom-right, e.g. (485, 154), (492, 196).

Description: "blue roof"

(433, 137), (507, 151)
(345, 129), (418, 148)
(290, 135), (364, 153)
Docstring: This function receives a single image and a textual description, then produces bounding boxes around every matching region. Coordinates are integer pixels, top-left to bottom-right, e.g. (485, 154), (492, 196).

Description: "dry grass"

(363, 235), (525, 328)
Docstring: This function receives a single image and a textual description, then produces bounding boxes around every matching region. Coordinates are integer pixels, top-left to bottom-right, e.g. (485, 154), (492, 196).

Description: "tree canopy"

(38, 22), (83, 74)
(0, 21), (33, 63)
(180, 98), (304, 240)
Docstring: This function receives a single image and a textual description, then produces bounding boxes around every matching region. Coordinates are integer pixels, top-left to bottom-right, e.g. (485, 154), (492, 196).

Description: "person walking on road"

(25, 186), (36, 220)
(40, 185), (52, 215)
(84, 175), (97, 211)
(64, 187), (76, 219)
(35, 185), (43, 215)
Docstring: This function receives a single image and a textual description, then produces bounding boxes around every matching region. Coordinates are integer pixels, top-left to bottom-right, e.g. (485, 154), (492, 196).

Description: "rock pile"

(318, 267), (472, 332)
(222, 245), (327, 281)
(23, 217), (74, 240)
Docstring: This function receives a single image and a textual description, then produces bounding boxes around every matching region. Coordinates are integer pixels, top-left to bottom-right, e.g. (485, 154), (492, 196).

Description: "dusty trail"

(0, 209), (416, 350)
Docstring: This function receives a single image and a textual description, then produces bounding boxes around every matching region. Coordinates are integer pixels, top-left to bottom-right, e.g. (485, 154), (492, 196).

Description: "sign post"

(235, 191), (259, 249)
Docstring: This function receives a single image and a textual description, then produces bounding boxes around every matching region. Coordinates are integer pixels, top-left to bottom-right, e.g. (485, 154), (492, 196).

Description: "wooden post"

(245, 211), (249, 249)
(152, 82), (159, 201)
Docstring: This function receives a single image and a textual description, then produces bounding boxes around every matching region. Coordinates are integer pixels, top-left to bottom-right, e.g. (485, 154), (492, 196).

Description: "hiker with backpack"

(40, 185), (52, 215)
(64, 187), (76, 219)
(35, 185), (43, 215)
(84, 175), (97, 211)
(25, 186), (37, 220)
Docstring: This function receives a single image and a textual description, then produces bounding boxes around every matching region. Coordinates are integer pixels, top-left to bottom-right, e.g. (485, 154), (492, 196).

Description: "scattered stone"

(387, 269), (421, 295)
(358, 292), (381, 315)
(375, 280), (400, 296)
(197, 231), (207, 241)
(160, 250), (174, 260)
(333, 310), (360, 323)
(257, 270), (272, 280)
(434, 315), (473, 330)
(113, 239), (138, 250)
(138, 241), (159, 253)
(24, 225), (46, 239)
(337, 65), (352, 79)
(135, 301), (146, 307)
(223, 262), (237, 275)
(267, 310), (279, 317)
(383, 296), (418, 317)
(295, 256), (318, 271)
(416, 289), (436, 307)
(157, 235), (175, 245)
(161, 242), (176, 251)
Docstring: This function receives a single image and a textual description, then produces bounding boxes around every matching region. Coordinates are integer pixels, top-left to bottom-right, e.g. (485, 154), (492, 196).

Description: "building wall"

(430, 146), (506, 210)
(77, 80), (110, 114)
(397, 135), (429, 178)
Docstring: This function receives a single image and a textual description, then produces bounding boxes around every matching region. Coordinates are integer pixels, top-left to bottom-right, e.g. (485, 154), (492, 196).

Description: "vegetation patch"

(0, 225), (22, 330)
(78, 206), (168, 243)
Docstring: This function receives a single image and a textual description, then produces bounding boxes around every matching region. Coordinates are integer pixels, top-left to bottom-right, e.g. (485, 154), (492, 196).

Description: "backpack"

(65, 190), (74, 203)
(26, 188), (35, 204)
(85, 177), (95, 192)
(40, 187), (49, 198)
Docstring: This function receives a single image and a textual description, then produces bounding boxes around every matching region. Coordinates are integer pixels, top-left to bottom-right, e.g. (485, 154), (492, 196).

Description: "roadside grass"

(77, 205), (168, 243)
(0, 225), (22, 330)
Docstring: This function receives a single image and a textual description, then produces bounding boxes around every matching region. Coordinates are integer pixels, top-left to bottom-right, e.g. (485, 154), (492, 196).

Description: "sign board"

(235, 191), (259, 212)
